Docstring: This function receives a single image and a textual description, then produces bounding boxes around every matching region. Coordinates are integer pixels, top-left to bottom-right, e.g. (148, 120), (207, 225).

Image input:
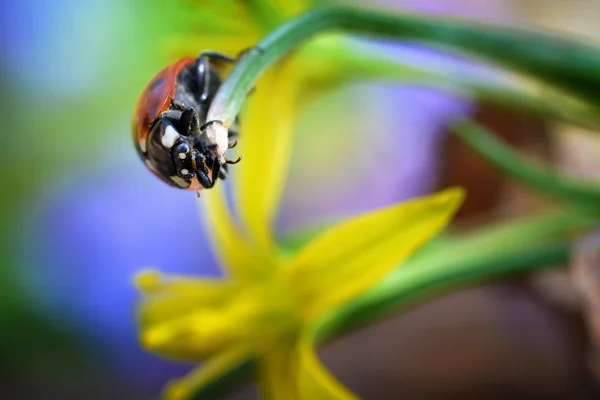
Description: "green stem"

(208, 5), (600, 124)
(452, 119), (600, 207)
(299, 36), (600, 130)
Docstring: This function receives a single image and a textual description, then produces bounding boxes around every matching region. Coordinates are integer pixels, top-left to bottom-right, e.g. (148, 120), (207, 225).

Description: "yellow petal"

(169, 1), (260, 39)
(139, 308), (236, 361)
(295, 327), (359, 400)
(138, 285), (266, 361)
(257, 340), (299, 400)
(287, 188), (465, 320)
(258, 330), (358, 400)
(136, 272), (295, 361)
(262, 0), (311, 17)
(135, 269), (235, 326)
(136, 273), (239, 360)
(233, 60), (302, 251)
(162, 35), (258, 62)
(202, 185), (277, 280)
(135, 269), (232, 296)
(162, 347), (254, 400)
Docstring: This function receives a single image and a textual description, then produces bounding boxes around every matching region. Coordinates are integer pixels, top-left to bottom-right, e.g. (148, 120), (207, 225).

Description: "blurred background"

(1, 0), (599, 399)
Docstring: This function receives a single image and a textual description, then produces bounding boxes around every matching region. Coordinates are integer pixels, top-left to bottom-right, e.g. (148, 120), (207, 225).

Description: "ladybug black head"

(145, 115), (218, 190)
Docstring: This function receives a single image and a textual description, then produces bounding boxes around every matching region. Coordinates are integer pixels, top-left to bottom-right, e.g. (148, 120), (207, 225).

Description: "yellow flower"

(135, 1), (465, 399)
(163, 0), (312, 60)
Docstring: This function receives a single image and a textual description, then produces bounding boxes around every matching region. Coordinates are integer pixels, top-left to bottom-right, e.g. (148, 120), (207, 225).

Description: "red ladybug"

(132, 52), (239, 191)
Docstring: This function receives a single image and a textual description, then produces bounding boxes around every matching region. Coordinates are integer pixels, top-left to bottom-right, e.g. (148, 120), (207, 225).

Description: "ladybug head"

(145, 117), (217, 191)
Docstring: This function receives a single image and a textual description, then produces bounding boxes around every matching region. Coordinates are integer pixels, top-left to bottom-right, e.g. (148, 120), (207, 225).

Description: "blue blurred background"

(1, 0), (598, 399)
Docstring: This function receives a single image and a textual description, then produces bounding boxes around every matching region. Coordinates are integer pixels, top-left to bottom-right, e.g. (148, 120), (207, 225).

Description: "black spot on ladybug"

(148, 77), (164, 91)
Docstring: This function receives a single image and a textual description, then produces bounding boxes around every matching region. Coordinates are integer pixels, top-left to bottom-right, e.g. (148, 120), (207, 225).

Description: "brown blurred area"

(440, 105), (551, 220)
(323, 282), (590, 400)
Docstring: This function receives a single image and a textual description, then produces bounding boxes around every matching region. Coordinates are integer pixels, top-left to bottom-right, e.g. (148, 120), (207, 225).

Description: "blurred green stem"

(208, 5), (600, 124)
(452, 119), (600, 207)
(301, 36), (600, 130)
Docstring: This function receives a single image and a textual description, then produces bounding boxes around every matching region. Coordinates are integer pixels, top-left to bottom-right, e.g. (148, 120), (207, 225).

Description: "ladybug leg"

(194, 163), (213, 189)
(236, 46), (264, 59)
(196, 51), (235, 102)
(196, 48), (263, 102)
(196, 170), (213, 189)
(199, 139), (241, 166)
(170, 100), (187, 111)
(218, 164), (229, 180)
(200, 51), (236, 63)
(180, 107), (202, 136)
(225, 156), (242, 165)
(200, 119), (223, 132)
(209, 157), (222, 183)
(193, 150), (218, 189)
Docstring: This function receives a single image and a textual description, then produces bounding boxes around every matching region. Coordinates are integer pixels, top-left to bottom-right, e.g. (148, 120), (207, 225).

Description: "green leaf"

(452, 119), (600, 206)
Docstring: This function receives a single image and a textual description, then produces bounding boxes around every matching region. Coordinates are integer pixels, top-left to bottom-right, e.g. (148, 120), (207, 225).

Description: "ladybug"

(132, 51), (240, 192)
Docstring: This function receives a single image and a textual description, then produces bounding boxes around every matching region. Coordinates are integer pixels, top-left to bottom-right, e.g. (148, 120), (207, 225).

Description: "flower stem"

(452, 119), (600, 207)
(208, 5), (600, 125)
(297, 36), (600, 130)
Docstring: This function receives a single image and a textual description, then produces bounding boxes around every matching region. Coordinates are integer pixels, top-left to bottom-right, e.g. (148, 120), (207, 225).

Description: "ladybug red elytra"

(132, 51), (240, 192)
